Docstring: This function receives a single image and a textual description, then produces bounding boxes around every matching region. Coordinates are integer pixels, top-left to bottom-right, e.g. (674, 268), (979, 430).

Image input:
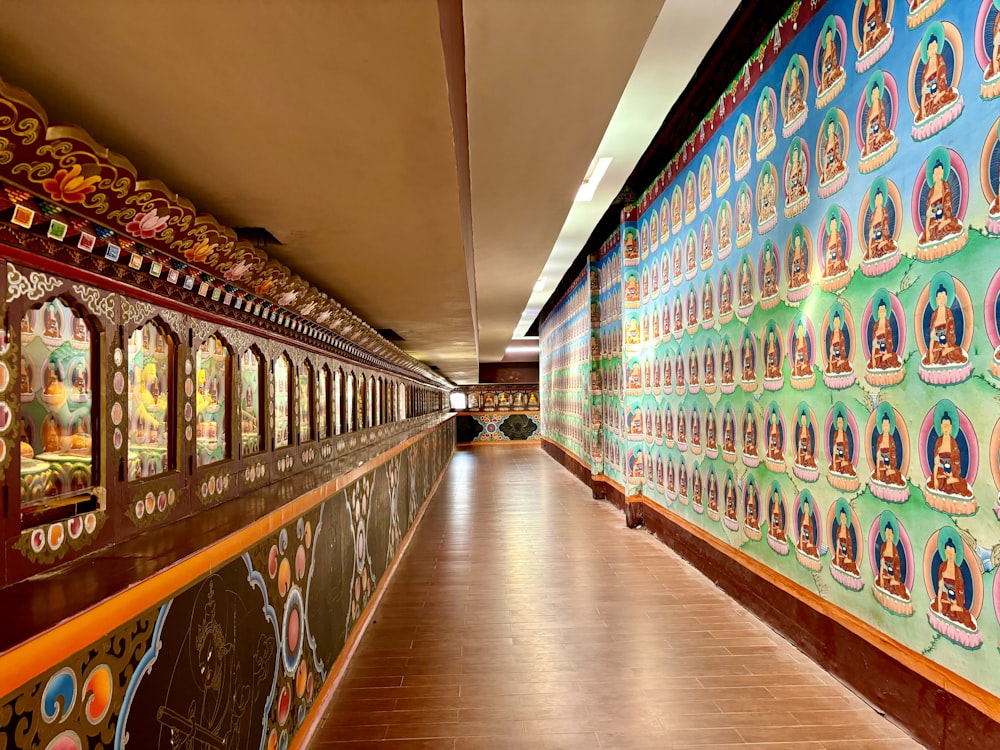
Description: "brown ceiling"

(0, 0), (668, 384)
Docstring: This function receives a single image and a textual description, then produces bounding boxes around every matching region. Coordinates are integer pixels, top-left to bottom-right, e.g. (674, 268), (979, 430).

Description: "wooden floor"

(309, 445), (922, 749)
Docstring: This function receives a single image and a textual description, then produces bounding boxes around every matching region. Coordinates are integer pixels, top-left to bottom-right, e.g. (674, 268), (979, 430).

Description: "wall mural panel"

(541, 0), (1000, 704)
(0, 419), (454, 750)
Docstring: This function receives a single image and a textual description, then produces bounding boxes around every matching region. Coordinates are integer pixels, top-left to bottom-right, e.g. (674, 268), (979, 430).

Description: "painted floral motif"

(183, 238), (219, 264)
(41, 165), (101, 204)
(125, 208), (169, 239)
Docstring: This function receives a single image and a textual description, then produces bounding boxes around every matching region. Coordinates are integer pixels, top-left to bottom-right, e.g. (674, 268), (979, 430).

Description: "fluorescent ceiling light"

(533, 276), (547, 292)
(575, 156), (613, 202)
(505, 344), (539, 354)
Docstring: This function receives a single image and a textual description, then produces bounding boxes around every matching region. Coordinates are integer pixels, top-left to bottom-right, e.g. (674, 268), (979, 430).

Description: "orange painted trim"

(636, 496), (1000, 721)
(289, 453), (452, 750)
(0, 417), (453, 700)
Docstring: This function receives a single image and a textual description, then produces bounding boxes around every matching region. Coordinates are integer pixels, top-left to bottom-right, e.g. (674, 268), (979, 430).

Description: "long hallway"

(309, 446), (921, 749)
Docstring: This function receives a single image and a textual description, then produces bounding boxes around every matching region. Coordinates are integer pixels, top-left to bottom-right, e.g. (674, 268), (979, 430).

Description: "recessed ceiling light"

(575, 156), (613, 202)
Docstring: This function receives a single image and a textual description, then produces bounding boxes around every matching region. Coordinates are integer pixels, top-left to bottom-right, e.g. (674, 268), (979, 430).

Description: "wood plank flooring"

(309, 445), (923, 749)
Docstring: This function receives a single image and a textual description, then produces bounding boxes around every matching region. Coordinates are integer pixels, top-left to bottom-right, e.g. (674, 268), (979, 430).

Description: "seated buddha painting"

(978, 0), (1000, 99)
(815, 15), (848, 108)
(737, 253), (756, 319)
(762, 321), (784, 391)
(720, 336), (736, 395)
(684, 170), (697, 226)
(739, 329), (758, 392)
(919, 399), (977, 516)
(699, 154), (713, 212)
(828, 498), (864, 591)
(701, 277), (715, 331)
(826, 402), (861, 493)
(853, 0), (894, 72)
(763, 402), (786, 472)
(858, 70), (899, 173)
(924, 526), (984, 649)
(783, 136), (811, 219)
(915, 272), (973, 386)
(742, 474), (762, 541)
(793, 403), (820, 483)
(816, 109), (851, 198)
(869, 510), (914, 616)
(863, 288), (906, 386)
(766, 482), (790, 556)
(735, 182), (753, 249)
(759, 241), (780, 309)
(755, 86), (777, 162)
(866, 402), (910, 504)
(742, 404), (760, 468)
(721, 404), (738, 461)
(822, 300), (857, 389)
(818, 205), (852, 292)
(723, 469), (740, 532)
(700, 215), (715, 271)
(706, 467), (720, 520)
(785, 223), (813, 302)
(755, 161), (778, 235)
(705, 405), (718, 458)
(718, 266), (734, 324)
(794, 490), (824, 571)
(716, 135), (732, 196)
(780, 53), (809, 137)
(859, 177), (902, 276)
(789, 313), (817, 390)
(913, 146), (969, 260)
(691, 462), (703, 512)
(910, 22), (964, 141)
(734, 113), (752, 181)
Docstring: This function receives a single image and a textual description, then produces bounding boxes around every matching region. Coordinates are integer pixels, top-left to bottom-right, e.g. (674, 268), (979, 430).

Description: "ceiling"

(0, 0), (738, 384)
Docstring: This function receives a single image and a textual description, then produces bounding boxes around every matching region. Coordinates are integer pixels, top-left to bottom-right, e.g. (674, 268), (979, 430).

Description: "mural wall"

(0, 418), (454, 750)
(541, 0), (1000, 703)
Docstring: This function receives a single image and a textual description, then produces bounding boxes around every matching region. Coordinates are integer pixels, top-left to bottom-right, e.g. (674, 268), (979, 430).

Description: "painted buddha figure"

(820, 27), (844, 95)
(718, 204), (732, 250)
(624, 273), (639, 303)
(708, 475), (719, 513)
(701, 221), (713, 262)
(866, 188), (896, 259)
(700, 161), (711, 206)
(798, 499), (819, 558)
(673, 246), (682, 279)
(793, 322), (812, 377)
(735, 121), (749, 172)
(923, 285), (967, 367)
(19, 357), (32, 396)
(833, 509), (860, 575)
(929, 412), (972, 497)
(665, 410), (674, 442)
(72, 317), (89, 344)
(687, 291), (698, 328)
(737, 189), (751, 240)
(762, 249), (778, 299)
(789, 232), (809, 289)
(759, 168), (776, 223)
(42, 415), (61, 453)
(874, 414), (905, 487)
(623, 230), (638, 261)
(703, 286), (713, 321)
(677, 411), (687, 445)
(869, 300), (902, 370)
(821, 121), (847, 187)
(786, 144), (808, 207)
(691, 413), (701, 448)
(724, 476), (738, 521)
(764, 329), (781, 379)
(921, 160), (963, 245)
(745, 483), (760, 531)
(786, 63), (806, 123)
(693, 470), (703, 506)
(863, 83), (893, 157)
(738, 259), (753, 307)
(918, 36), (959, 124)
(742, 337), (756, 382)
(744, 414), (757, 457)
(706, 415), (717, 450)
(718, 140), (731, 187)
(861, 0), (891, 57)
(826, 313), (852, 374)
(831, 413), (856, 477)
(769, 490), (786, 542)
(675, 357), (685, 390)
(721, 344), (734, 385)
(766, 413), (783, 462)
(723, 411), (736, 453)
(720, 272), (732, 313)
(759, 95), (774, 148)
(43, 304), (60, 338)
(930, 538), (975, 629)
(796, 413), (817, 468)
(71, 361), (89, 397)
(704, 351), (715, 385)
(877, 523), (909, 600)
(43, 361), (65, 398)
(688, 352), (699, 387)
(686, 179), (696, 219)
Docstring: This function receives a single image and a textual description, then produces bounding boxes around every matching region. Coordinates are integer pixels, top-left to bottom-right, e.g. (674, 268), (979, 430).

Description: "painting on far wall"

(542, 0), (1000, 704)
